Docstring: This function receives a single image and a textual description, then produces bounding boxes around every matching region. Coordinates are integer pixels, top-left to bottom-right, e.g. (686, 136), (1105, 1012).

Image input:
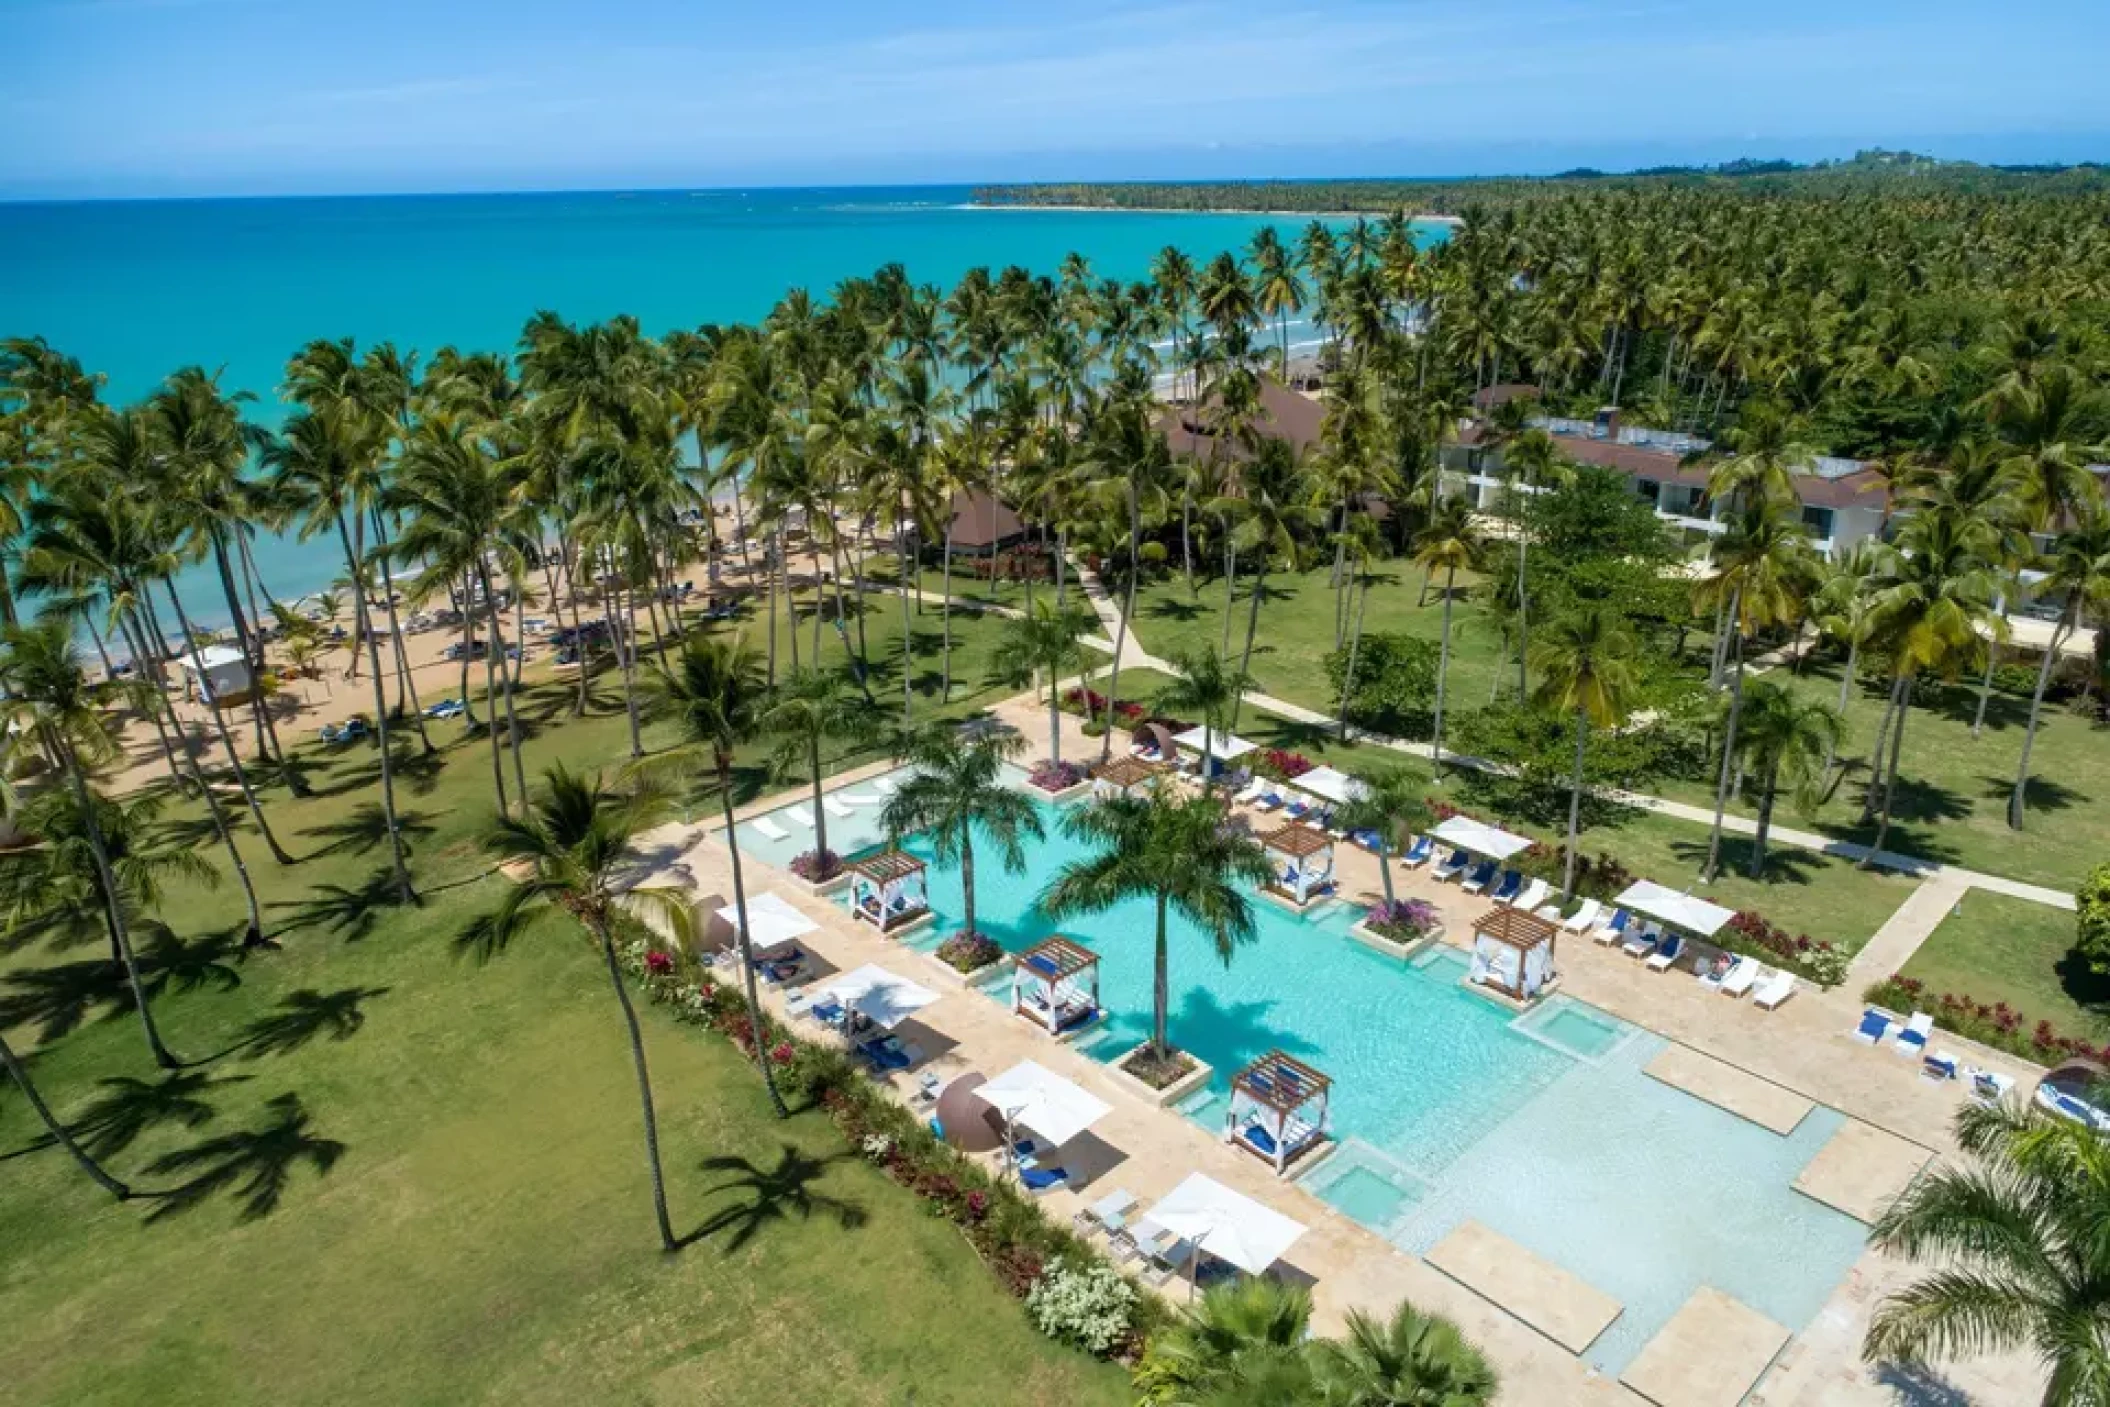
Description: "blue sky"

(9, 0), (2109, 198)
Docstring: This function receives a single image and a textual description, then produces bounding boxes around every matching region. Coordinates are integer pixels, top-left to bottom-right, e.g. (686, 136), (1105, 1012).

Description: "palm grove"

(3, 171), (2110, 1399)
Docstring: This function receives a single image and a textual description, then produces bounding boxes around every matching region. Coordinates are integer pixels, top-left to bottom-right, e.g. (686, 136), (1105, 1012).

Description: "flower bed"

(935, 930), (1004, 974)
(1119, 1045), (1195, 1089)
(1059, 686), (1147, 725)
(610, 928), (1163, 1356)
(1864, 974), (2109, 1066)
(1027, 760), (1088, 794)
(1722, 910), (1849, 986)
(1363, 898), (1442, 944)
(789, 848), (843, 882)
(1253, 747), (1314, 782)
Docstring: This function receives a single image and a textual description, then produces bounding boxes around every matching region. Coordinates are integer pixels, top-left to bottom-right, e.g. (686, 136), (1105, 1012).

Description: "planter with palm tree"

(463, 765), (695, 1252)
(1038, 785), (1271, 1094)
(761, 666), (876, 888)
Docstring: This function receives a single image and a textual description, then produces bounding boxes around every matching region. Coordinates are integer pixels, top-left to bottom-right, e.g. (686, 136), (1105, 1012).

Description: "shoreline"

(967, 202), (1463, 226)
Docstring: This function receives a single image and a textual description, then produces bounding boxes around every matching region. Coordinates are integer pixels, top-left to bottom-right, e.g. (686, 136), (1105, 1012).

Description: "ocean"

(0, 185), (1440, 627)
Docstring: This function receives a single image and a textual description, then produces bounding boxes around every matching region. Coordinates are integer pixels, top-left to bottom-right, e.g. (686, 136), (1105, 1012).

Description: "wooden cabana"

(846, 849), (930, 933)
(1092, 754), (1162, 797)
(1011, 936), (1103, 1037)
(1260, 823), (1336, 906)
(1227, 1050), (1333, 1175)
(1469, 908), (1559, 1002)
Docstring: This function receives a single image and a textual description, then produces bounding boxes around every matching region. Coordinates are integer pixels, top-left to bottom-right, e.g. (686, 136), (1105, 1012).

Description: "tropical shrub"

(2076, 861), (2110, 976)
(1865, 974), (2110, 1065)
(1253, 748), (1314, 781)
(1026, 1257), (1141, 1356)
(1723, 909), (1846, 985)
(1324, 632), (1437, 734)
(935, 930), (1003, 973)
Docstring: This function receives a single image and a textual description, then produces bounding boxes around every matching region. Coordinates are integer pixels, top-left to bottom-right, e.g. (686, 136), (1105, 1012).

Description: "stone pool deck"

(1642, 1045), (1812, 1135)
(640, 691), (2048, 1407)
(1425, 1220), (1623, 1354)
(1622, 1287), (1789, 1407)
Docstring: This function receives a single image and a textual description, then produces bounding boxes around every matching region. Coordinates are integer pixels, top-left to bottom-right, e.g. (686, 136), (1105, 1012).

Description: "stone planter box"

(797, 868), (853, 898)
(920, 949), (1006, 989)
(1349, 919), (1446, 961)
(1025, 777), (1094, 805)
(1106, 1044), (1214, 1107)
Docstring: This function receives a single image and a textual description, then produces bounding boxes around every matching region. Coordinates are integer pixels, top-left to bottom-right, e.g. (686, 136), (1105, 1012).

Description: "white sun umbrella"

(824, 964), (940, 1030)
(1429, 814), (1532, 862)
(977, 1060), (1112, 1150)
(1172, 725), (1257, 763)
(1292, 765), (1367, 807)
(1148, 1172), (1308, 1281)
(715, 892), (817, 949)
(1612, 880), (1736, 938)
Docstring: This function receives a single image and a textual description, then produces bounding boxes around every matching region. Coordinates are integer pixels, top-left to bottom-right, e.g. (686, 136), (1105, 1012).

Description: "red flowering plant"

(644, 949), (675, 977)
(1253, 748), (1314, 781)
(789, 848), (842, 882)
(1027, 760), (1087, 794)
(1866, 974), (2110, 1065)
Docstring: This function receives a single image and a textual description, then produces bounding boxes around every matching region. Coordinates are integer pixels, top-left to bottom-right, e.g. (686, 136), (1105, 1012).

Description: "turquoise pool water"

(734, 769), (1868, 1373)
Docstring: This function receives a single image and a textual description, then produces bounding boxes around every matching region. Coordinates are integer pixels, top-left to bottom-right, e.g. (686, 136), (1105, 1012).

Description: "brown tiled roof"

(949, 488), (1026, 548)
(1092, 755), (1162, 790)
(1473, 383), (1541, 410)
(1455, 426), (1892, 514)
(1234, 1049), (1332, 1110)
(1159, 376), (1324, 461)
(1019, 936), (1098, 981)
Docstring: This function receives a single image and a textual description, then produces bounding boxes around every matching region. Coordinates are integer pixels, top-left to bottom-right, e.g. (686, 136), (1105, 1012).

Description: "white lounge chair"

(1892, 1011), (1934, 1058)
(1645, 934), (1688, 972)
(1622, 923), (1660, 959)
(1591, 909), (1632, 945)
(1511, 878), (1549, 912)
(1717, 955), (1762, 997)
(840, 791), (881, 808)
(785, 805), (817, 829)
(1753, 970), (1797, 1010)
(1560, 899), (1602, 934)
(1432, 848), (1470, 882)
(1461, 860), (1498, 894)
(1233, 778), (1268, 805)
(874, 777), (900, 795)
(1850, 1008), (1897, 1044)
(1965, 1066), (2016, 1105)
(752, 816), (790, 842)
(823, 795), (855, 819)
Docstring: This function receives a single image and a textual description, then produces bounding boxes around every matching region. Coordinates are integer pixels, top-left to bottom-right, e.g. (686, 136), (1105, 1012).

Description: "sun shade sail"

(1430, 815), (1533, 861)
(1613, 880), (1737, 938)
(715, 892), (818, 947)
(1290, 766), (1366, 806)
(976, 1060), (1112, 1149)
(824, 965), (940, 1030)
(1147, 1173), (1308, 1275)
(1172, 726), (1257, 761)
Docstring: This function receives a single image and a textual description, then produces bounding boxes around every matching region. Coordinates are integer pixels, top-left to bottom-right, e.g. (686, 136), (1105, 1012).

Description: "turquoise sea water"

(1, 186), (1434, 625)
(734, 769), (1868, 1373)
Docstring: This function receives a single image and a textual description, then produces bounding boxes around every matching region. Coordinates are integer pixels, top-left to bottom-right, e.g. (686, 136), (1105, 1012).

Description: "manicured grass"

(1899, 894), (2110, 1040)
(1654, 657), (2110, 890)
(0, 611), (1122, 1407)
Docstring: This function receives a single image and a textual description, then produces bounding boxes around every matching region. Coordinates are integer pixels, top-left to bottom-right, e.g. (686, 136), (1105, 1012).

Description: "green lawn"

(0, 610), (1122, 1407)
(1653, 657), (2110, 891)
(1898, 894), (2110, 1040)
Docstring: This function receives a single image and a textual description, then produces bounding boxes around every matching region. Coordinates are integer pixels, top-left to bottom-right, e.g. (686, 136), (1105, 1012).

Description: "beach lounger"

(822, 795), (855, 819)
(1489, 869), (1523, 904)
(1402, 835), (1435, 868)
(840, 791), (880, 807)
(1233, 778), (1267, 805)
(1251, 790), (1282, 812)
(1893, 1011), (1934, 1058)
(1283, 799), (1311, 821)
(1622, 924), (1660, 958)
(1560, 898), (1602, 933)
(1645, 934), (1686, 972)
(1073, 1188), (1138, 1237)
(1966, 1067), (2016, 1105)
(1461, 860), (1498, 894)
(785, 805), (816, 829)
(1020, 1164), (1069, 1195)
(1512, 878), (1549, 912)
(1922, 1049), (1959, 1081)
(1718, 955), (1762, 997)
(1590, 909), (1631, 945)
(805, 997), (845, 1026)
(1851, 1008), (1897, 1044)
(1433, 848), (1471, 882)
(752, 816), (790, 842)
(1753, 970), (1797, 1010)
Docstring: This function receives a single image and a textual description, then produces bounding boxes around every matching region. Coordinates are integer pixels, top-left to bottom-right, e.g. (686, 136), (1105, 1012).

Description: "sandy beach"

(969, 202), (1463, 225)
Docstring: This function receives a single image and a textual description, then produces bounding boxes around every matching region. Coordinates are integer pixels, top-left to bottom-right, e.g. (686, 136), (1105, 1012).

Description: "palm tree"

(464, 765), (693, 1252)
(1217, 437), (1315, 729)
(1134, 1277), (1314, 1405)
(1038, 786), (1272, 1065)
(2010, 509), (2110, 828)
(0, 621), (178, 1068)
(1330, 767), (1431, 909)
(0, 1030), (135, 1200)
(1865, 1097), (2110, 1405)
(1733, 678), (1843, 877)
(989, 599), (1097, 767)
(1529, 605), (1638, 901)
(1154, 646), (1249, 797)
(1411, 495), (1483, 774)
(1310, 1300), (1500, 1406)
(1495, 425), (1571, 701)
(879, 726), (1041, 944)
(644, 637), (788, 1118)
(1810, 540), (1884, 777)
(761, 667), (873, 871)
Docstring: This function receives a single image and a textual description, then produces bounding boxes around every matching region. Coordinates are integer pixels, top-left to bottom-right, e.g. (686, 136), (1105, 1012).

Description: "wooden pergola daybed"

(1226, 1050), (1333, 1175)
(846, 849), (930, 934)
(1010, 936), (1104, 1037)
(1468, 907), (1559, 1002)
(1259, 823), (1336, 906)
(1092, 754), (1163, 797)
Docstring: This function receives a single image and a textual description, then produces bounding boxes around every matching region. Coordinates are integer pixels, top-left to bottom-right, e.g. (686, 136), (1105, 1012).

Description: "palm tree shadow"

(0, 956), (133, 1043)
(142, 1092), (347, 1223)
(2, 1069), (249, 1162)
(1664, 834), (1829, 887)
(1982, 772), (2084, 816)
(268, 866), (404, 942)
(1144, 596), (1210, 624)
(206, 986), (392, 1062)
(139, 928), (245, 1003)
(1174, 987), (1321, 1077)
(684, 1143), (867, 1253)
(299, 803), (436, 861)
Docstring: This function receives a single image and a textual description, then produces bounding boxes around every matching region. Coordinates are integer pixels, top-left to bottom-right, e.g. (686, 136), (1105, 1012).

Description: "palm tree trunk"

(1100, 486), (1140, 764)
(1563, 710), (1587, 900)
(456, 582), (478, 726)
(1220, 531), (1237, 657)
(939, 523), (955, 701)
(48, 725), (177, 1069)
(0, 1030), (133, 1199)
(1827, 636), (1858, 776)
(1863, 678), (1904, 823)
(2009, 616), (2071, 828)
(333, 513), (416, 904)
(1152, 896), (1171, 1062)
(478, 578), (508, 817)
(1432, 565), (1457, 769)
(1514, 529), (1530, 702)
(896, 526), (915, 727)
(1229, 565), (1265, 730)
(1866, 677), (1913, 863)
(1971, 641), (1998, 738)
(961, 839), (978, 939)
(1703, 615), (1746, 882)
(562, 544), (590, 718)
(764, 536), (780, 685)
(717, 756), (790, 1119)
(1046, 675), (1061, 767)
(161, 583), (296, 867)
(1337, 568), (1372, 743)
(594, 918), (676, 1252)
(1749, 758), (1780, 878)
(808, 732), (829, 863)
(370, 513), (433, 754)
(618, 579), (644, 760)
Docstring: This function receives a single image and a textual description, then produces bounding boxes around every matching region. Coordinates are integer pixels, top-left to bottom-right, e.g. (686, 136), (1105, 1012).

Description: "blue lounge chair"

(1922, 1050), (1959, 1081)
(1461, 860), (1498, 893)
(1433, 848), (1471, 881)
(1489, 869), (1522, 903)
(1256, 791), (1284, 812)
(863, 1039), (912, 1072)
(1645, 933), (1686, 971)
(1401, 835), (1434, 867)
(1851, 1008), (1895, 1045)
(1591, 909), (1631, 945)
(1284, 799), (1311, 821)
(1350, 828), (1384, 851)
(806, 998), (845, 1025)
(1020, 1164), (1070, 1194)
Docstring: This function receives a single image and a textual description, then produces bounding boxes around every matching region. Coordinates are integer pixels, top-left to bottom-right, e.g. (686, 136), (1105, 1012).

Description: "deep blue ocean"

(0, 185), (1432, 624)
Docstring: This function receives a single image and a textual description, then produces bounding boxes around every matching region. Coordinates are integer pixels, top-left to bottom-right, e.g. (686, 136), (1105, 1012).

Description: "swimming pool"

(732, 768), (1867, 1373)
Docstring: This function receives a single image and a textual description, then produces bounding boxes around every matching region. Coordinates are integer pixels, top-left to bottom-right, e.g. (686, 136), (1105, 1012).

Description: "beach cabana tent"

(934, 1072), (1003, 1152)
(977, 1060), (1112, 1154)
(1148, 1173), (1309, 1289)
(1469, 908), (1559, 1002)
(1227, 1051), (1332, 1175)
(1259, 823), (1335, 906)
(824, 964), (940, 1031)
(1091, 755), (1163, 797)
(846, 849), (929, 933)
(715, 892), (818, 951)
(1429, 815), (1533, 862)
(1132, 720), (1180, 762)
(1611, 880), (1736, 939)
(1289, 766), (1366, 809)
(1172, 726), (1257, 780)
(1011, 936), (1103, 1036)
